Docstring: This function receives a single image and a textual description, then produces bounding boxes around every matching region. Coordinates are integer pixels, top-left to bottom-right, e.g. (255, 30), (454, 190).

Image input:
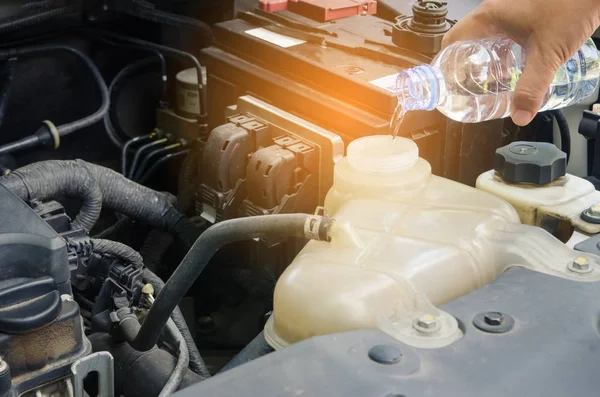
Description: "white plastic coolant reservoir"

(264, 135), (600, 350)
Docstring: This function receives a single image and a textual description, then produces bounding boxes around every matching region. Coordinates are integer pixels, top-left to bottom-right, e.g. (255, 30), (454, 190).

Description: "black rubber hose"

(122, 133), (154, 175)
(104, 58), (163, 149)
(552, 109), (571, 164)
(91, 30), (207, 119)
(0, 135), (41, 156)
(130, 214), (334, 352)
(138, 149), (189, 185)
(143, 268), (211, 379)
(0, 44), (109, 155)
(129, 138), (169, 179)
(133, 142), (183, 181)
(0, 159), (102, 232)
(90, 238), (144, 267)
(0, 5), (80, 34)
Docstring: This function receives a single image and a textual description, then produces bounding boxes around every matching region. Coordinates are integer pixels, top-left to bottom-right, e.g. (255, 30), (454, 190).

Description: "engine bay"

(0, 1), (599, 396)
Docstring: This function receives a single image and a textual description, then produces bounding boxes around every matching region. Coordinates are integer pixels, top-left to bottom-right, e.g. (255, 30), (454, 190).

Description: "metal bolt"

(473, 311), (515, 334)
(483, 312), (504, 326)
(568, 256), (593, 274)
(573, 257), (590, 270)
(413, 313), (440, 333)
(417, 314), (437, 329)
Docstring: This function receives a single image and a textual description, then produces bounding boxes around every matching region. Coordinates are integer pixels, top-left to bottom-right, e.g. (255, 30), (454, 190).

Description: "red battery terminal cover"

(259, 0), (289, 12)
(258, 0), (377, 21)
(288, 0), (377, 21)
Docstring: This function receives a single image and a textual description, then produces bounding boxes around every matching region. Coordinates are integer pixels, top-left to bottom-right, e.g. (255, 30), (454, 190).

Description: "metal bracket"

(71, 352), (114, 397)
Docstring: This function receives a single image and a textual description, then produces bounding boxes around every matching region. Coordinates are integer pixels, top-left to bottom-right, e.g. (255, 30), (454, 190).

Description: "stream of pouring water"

(389, 103), (406, 140)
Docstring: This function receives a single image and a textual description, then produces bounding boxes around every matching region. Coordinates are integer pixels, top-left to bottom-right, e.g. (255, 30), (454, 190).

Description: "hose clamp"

(304, 215), (323, 241)
(304, 214), (334, 242)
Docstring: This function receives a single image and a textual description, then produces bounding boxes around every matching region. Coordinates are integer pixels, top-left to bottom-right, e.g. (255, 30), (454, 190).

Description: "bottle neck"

(346, 135), (419, 173)
(396, 65), (442, 111)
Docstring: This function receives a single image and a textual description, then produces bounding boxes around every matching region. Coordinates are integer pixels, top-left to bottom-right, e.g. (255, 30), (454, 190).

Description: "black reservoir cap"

(494, 141), (567, 185)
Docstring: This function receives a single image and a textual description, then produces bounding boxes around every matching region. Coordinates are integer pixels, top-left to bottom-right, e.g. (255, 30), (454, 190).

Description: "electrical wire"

(128, 138), (169, 179)
(138, 150), (190, 185)
(133, 142), (183, 181)
(158, 318), (189, 397)
(122, 133), (155, 175)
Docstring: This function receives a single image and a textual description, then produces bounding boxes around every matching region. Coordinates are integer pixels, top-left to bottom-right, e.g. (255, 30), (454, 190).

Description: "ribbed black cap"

(494, 141), (567, 184)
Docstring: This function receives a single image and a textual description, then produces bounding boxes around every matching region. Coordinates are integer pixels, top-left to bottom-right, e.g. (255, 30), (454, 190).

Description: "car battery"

(201, 3), (523, 181)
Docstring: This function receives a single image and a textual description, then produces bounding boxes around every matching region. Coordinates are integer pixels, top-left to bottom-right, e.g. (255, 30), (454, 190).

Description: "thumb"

(511, 44), (560, 126)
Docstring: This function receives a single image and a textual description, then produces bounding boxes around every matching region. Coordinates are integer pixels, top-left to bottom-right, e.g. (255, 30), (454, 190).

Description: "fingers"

(511, 42), (560, 126)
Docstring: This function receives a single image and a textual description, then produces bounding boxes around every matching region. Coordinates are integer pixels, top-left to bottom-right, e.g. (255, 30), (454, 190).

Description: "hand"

(442, 0), (600, 126)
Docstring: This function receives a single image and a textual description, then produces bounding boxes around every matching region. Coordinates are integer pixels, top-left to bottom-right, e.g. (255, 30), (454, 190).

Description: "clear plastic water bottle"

(396, 37), (600, 123)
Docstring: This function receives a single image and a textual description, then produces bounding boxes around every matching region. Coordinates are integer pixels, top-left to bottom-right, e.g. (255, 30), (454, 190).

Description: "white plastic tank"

(264, 135), (600, 350)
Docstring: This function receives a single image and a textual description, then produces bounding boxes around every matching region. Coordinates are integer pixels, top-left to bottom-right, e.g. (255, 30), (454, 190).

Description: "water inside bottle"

(389, 103), (406, 140)
(392, 38), (600, 123)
